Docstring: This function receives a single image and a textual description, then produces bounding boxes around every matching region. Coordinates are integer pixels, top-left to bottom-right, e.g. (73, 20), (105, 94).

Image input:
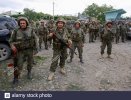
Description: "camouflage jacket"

(102, 27), (114, 41)
(71, 28), (85, 43)
(48, 27), (70, 50)
(10, 27), (38, 50)
(38, 25), (49, 36)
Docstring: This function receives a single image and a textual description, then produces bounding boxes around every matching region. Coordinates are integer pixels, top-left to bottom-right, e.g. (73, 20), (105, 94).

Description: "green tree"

(83, 3), (114, 22)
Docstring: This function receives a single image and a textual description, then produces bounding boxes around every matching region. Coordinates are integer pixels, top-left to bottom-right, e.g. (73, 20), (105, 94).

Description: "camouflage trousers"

(50, 48), (68, 72)
(39, 35), (48, 49)
(115, 33), (120, 43)
(70, 41), (83, 60)
(89, 32), (94, 42)
(120, 32), (126, 42)
(14, 49), (33, 77)
(101, 40), (112, 55)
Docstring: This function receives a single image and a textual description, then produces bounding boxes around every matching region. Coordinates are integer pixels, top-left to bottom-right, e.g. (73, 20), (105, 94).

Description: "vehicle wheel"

(0, 44), (11, 61)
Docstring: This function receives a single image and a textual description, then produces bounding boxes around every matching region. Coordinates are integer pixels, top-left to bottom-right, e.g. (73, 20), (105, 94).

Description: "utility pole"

(53, 1), (55, 20)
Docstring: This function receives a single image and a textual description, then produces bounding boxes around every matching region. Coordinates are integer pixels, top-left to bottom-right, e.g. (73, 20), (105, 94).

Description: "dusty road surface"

(1, 35), (131, 91)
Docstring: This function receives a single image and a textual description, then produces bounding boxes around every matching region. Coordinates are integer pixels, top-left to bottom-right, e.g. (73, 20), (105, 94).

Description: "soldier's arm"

(65, 29), (72, 46)
(66, 28), (71, 40)
(32, 30), (39, 50)
(9, 30), (17, 44)
(81, 29), (85, 43)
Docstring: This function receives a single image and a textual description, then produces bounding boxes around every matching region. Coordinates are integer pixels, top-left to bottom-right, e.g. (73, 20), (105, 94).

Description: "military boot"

(48, 72), (54, 81)
(107, 55), (112, 59)
(13, 77), (19, 85)
(27, 70), (32, 79)
(101, 54), (104, 58)
(80, 58), (84, 63)
(13, 69), (19, 85)
(107, 55), (112, 58)
(60, 68), (66, 75)
(68, 58), (72, 63)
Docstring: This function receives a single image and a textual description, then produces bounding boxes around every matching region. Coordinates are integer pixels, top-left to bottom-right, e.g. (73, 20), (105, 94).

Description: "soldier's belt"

(13, 40), (34, 50)
(72, 40), (82, 42)
(53, 42), (61, 45)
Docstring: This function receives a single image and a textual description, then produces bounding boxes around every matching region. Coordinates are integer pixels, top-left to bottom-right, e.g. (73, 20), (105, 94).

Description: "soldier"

(66, 20), (73, 34)
(30, 20), (35, 30)
(100, 21), (114, 58)
(10, 17), (38, 84)
(38, 20), (49, 50)
(120, 22), (126, 42)
(47, 19), (55, 46)
(99, 23), (104, 42)
(34, 21), (40, 36)
(47, 18), (72, 81)
(115, 22), (120, 44)
(95, 22), (100, 40)
(89, 21), (96, 43)
(68, 21), (85, 63)
(81, 21), (87, 34)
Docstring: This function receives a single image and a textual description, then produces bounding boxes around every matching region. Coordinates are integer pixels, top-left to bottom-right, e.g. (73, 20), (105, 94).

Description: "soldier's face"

(57, 22), (64, 28)
(107, 24), (112, 28)
(20, 20), (27, 29)
(41, 22), (44, 26)
(75, 23), (80, 28)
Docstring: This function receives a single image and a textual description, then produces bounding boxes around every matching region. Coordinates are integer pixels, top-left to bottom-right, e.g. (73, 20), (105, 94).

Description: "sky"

(0, 0), (131, 17)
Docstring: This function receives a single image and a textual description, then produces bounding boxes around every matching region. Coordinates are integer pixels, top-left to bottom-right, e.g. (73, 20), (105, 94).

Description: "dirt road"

(2, 36), (131, 91)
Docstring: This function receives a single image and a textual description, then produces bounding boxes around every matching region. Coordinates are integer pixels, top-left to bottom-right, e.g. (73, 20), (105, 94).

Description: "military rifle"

(53, 33), (77, 55)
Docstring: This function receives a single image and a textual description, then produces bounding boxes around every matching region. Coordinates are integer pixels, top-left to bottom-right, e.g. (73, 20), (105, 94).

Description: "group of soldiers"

(9, 16), (129, 84)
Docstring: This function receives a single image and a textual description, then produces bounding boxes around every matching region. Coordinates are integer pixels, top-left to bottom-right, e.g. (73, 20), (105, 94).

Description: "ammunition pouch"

(72, 35), (82, 42)
(53, 42), (61, 49)
(13, 39), (35, 50)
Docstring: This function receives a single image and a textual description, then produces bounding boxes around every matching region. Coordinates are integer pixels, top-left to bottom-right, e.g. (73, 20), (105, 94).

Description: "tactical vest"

(102, 28), (113, 41)
(71, 28), (83, 42)
(13, 27), (35, 50)
(53, 28), (69, 49)
(38, 26), (47, 36)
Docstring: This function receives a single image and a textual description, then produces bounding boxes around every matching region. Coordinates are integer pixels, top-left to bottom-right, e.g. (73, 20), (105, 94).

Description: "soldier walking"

(38, 20), (49, 50)
(89, 21), (96, 43)
(120, 22), (126, 42)
(10, 17), (38, 84)
(68, 21), (85, 63)
(100, 21), (114, 58)
(47, 18), (72, 81)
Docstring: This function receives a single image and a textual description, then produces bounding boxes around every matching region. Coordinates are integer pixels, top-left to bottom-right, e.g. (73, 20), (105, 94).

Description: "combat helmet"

(36, 21), (40, 26)
(40, 19), (45, 23)
(56, 17), (66, 25)
(106, 21), (113, 26)
(17, 17), (29, 26)
(74, 20), (81, 26)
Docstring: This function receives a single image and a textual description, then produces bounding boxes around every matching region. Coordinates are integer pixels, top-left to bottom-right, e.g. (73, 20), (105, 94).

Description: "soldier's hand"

(68, 40), (72, 47)
(82, 44), (84, 47)
(11, 44), (17, 57)
(49, 33), (54, 37)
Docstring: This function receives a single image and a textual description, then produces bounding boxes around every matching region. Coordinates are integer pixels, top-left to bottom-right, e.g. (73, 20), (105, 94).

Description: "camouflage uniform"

(69, 21), (85, 63)
(9, 17), (38, 84)
(30, 20), (36, 30)
(120, 23), (126, 42)
(115, 23), (120, 44)
(89, 22), (96, 42)
(38, 20), (49, 50)
(81, 22), (87, 34)
(101, 22), (114, 57)
(47, 20), (55, 46)
(66, 20), (73, 34)
(34, 21), (40, 36)
(47, 18), (71, 80)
